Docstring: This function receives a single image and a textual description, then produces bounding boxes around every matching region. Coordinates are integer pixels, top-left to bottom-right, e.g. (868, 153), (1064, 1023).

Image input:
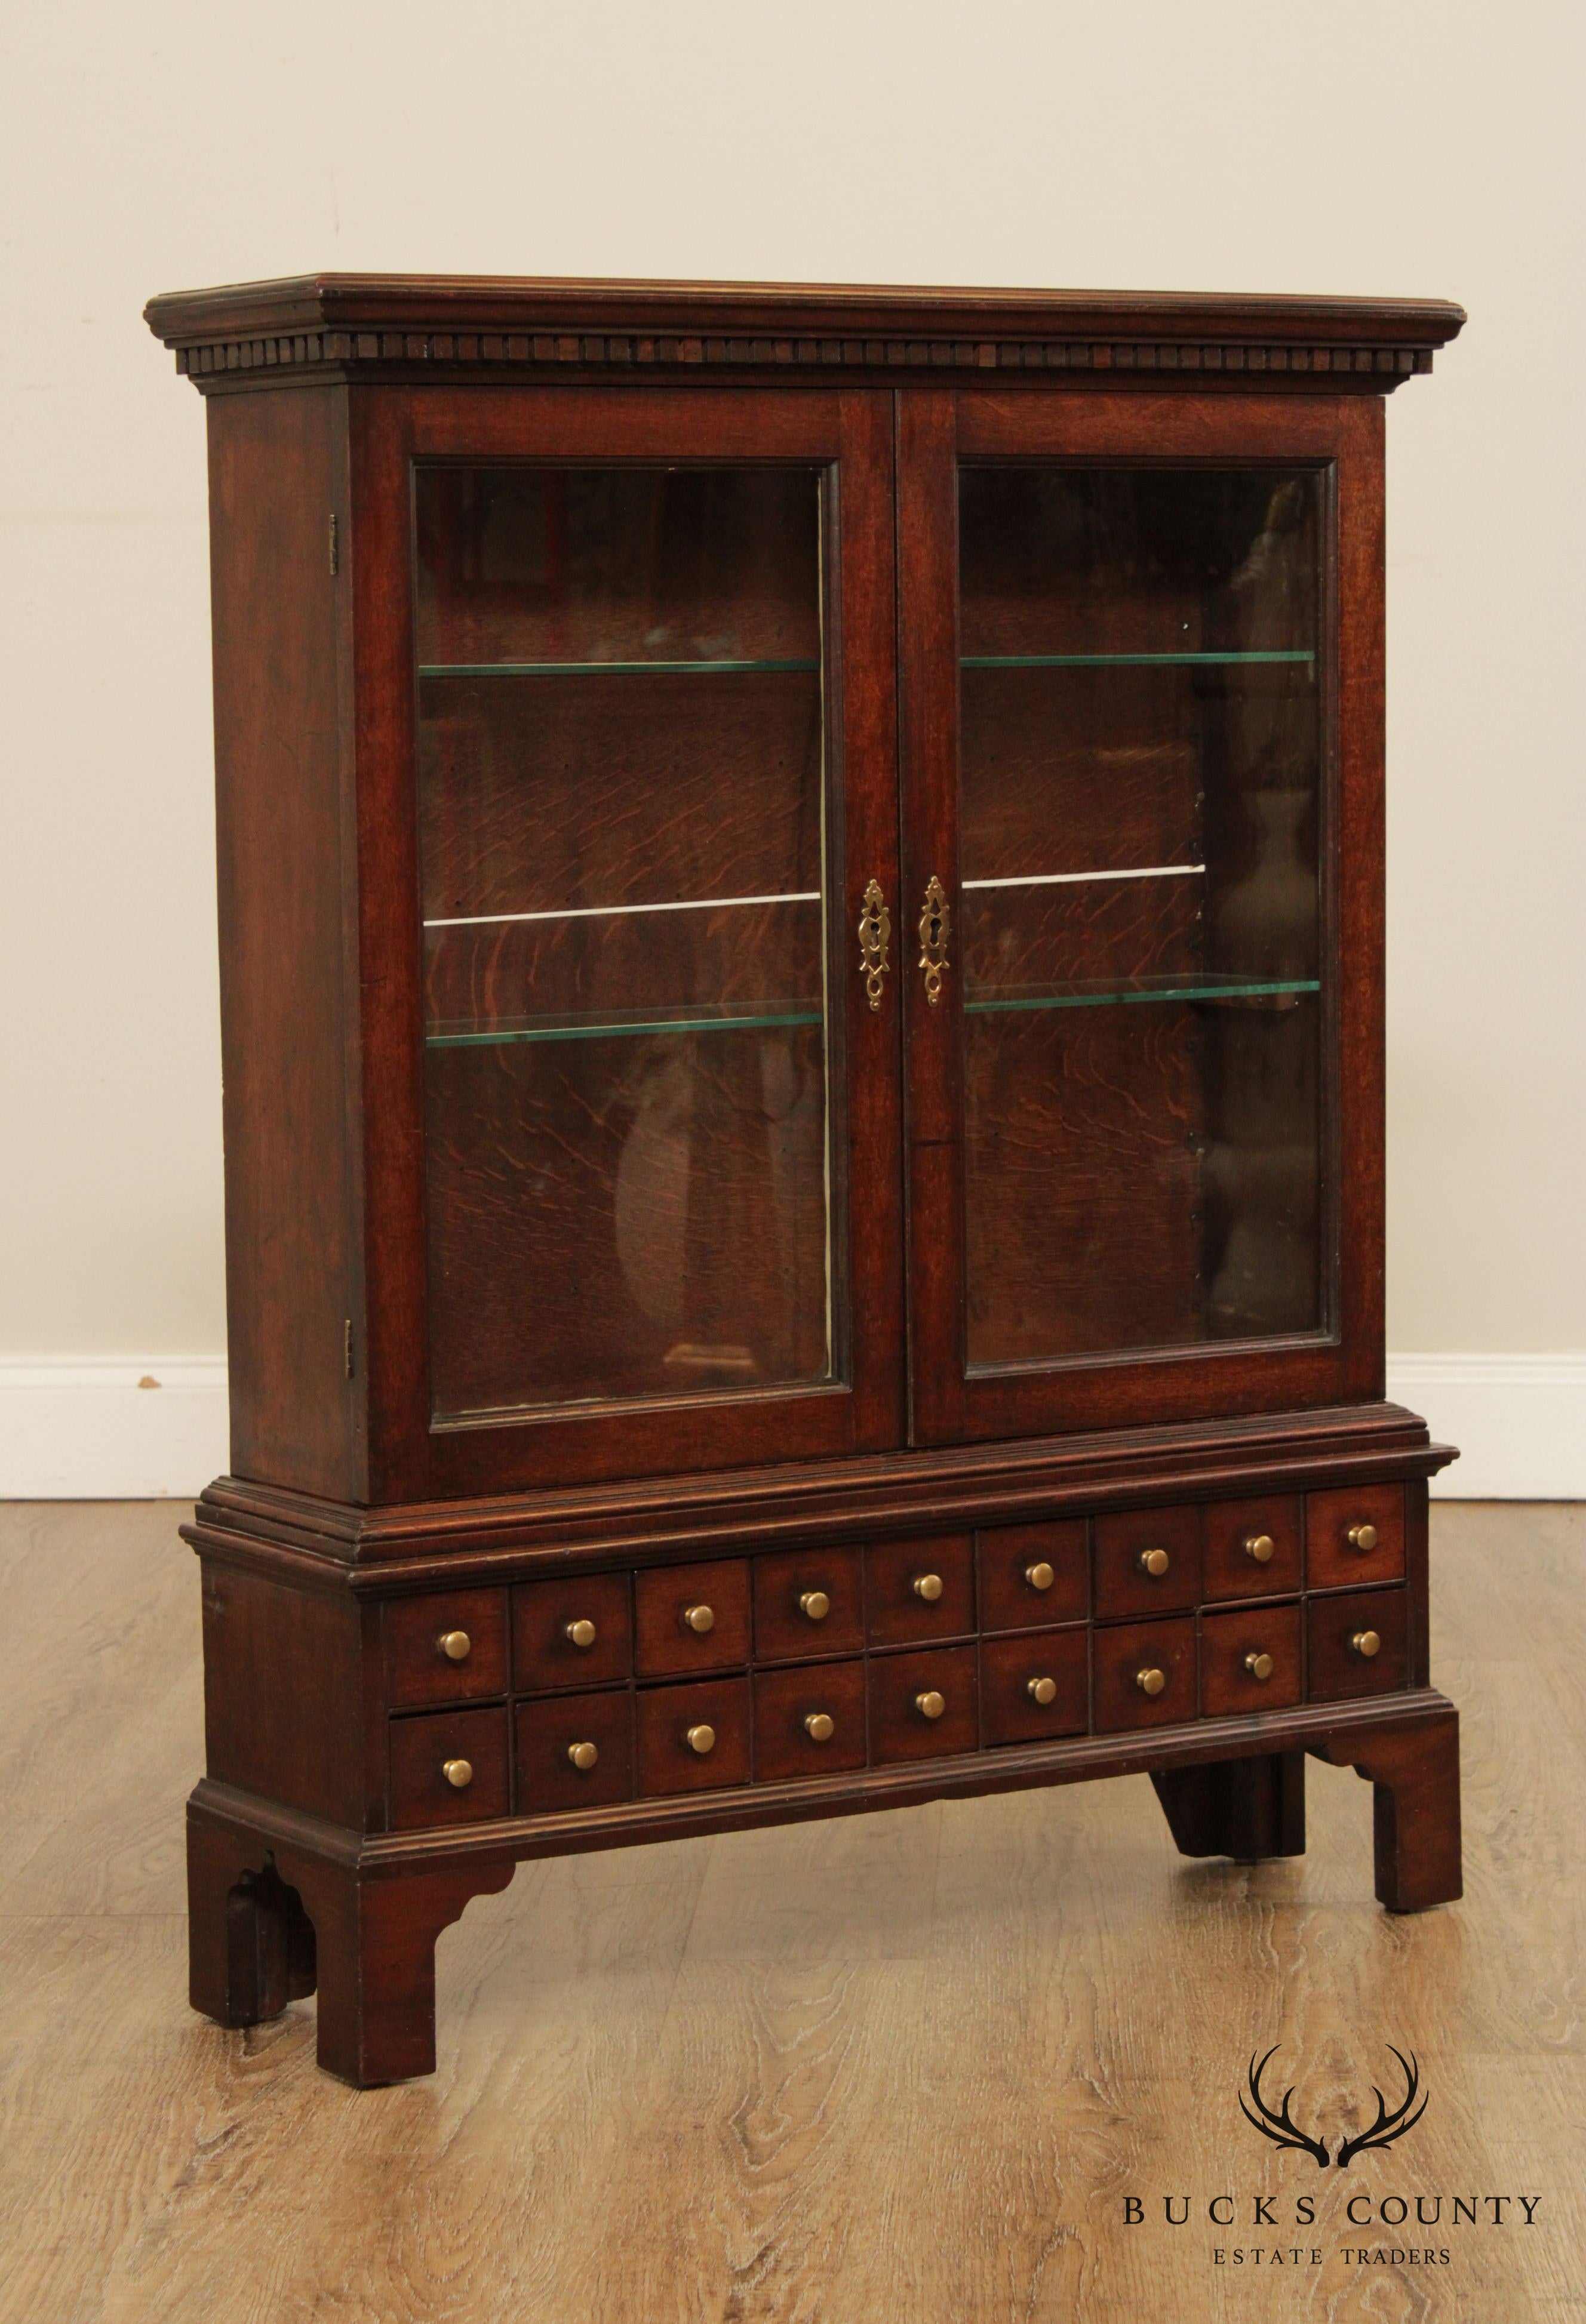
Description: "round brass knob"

(912, 1573), (944, 1602)
(1244, 1534), (1275, 1565)
(1025, 1561), (1055, 1592)
(799, 1590), (831, 1622)
(567, 1740), (600, 1772)
(1244, 1651), (1275, 1682)
(915, 1689), (946, 1720)
(437, 1630), (472, 1662)
(1348, 1522), (1379, 1553)
(1135, 1667), (1167, 1697)
(1026, 1675), (1058, 1706)
(686, 1722), (716, 1754)
(564, 1618), (597, 1649)
(683, 1603), (715, 1635)
(804, 1712), (835, 1743)
(1350, 1629), (1382, 1659)
(1138, 1548), (1170, 1578)
(442, 1757), (473, 1789)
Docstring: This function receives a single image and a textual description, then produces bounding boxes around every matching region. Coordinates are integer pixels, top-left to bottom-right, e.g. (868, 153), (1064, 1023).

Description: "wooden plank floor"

(0, 1500), (1580, 2322)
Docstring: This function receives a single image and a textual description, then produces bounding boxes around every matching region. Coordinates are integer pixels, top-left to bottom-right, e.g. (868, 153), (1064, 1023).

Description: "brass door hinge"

(328, 513), (339, 575)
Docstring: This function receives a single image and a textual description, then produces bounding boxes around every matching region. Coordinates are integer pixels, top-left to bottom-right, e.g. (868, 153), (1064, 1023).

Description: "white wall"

(2, 0), (1582, 1495)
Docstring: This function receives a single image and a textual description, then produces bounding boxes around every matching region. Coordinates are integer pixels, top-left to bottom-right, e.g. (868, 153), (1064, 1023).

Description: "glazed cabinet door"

(352, 388), (903, 1496)
(899, 390), (1385, 1444)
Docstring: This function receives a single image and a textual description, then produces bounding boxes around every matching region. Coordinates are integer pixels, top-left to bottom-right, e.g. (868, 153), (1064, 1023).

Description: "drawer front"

(634, 1559), (751, 1677)
(1093, 1506), (1201, 1619)
(865, 1534), (974, 1646)
(513, 1570), (632, 1693)
(635, 1676), (751, 1794)
(980, 1627), (1088, 1747)
(389, 1705), (509, 1829)
(868, 1643), (978, 1763)
(1308, 1587), (1407, 1701)
(753, 1660), (866, 1782)
(1200, 1600), (1302, 1716)
(515, 1686), (634, 1812)
(753, 1545), (864, 1664)
(1201, 1495), (1303, 1603)
(1093, 1616), (1197, 1732)
(385, 1587), (509, 1709)
(978, 1520), (1089, 1632)
(1307, 1483), (1406, 1592)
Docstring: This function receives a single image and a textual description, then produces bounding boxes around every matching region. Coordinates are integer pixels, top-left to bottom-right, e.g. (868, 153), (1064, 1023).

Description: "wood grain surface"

(0, 1498), (1577, 2322)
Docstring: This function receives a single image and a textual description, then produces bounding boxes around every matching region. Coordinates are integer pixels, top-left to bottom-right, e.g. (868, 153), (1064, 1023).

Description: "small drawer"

(385, 1587), (509, 1709)
(1093, 1617), (1197, 1733)
(389, 1705), (509, 1830)
(978, 1520), (1089, 1632)
(753, 1660), (866, 1782)
(1201, 1495), (1303, 1603)
(1094, 1506), (1201, 1620)
(865, 1534), (974, 1647)
(515, 1687), (634, 1813)
(979, 1627), (1088, 1747)
(1307, 1483), (1406, 1591)
(867, 1643), (978, 1764)
(514, 1570), (631, 1692)
(1200, 1601), (1302, 1716)
(753, 1545), (863, 1664)
(635, 1676), (751, 1795)
(634, 1559), (751, 1677)
(1308, 1587), (1407, 1702)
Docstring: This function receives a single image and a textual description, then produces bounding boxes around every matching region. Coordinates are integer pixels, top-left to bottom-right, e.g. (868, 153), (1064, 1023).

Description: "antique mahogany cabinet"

(145, 275), (1466, 2085)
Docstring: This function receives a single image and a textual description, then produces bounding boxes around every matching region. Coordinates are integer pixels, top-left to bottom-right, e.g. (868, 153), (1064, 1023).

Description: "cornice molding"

(145, 273), (1465, 393)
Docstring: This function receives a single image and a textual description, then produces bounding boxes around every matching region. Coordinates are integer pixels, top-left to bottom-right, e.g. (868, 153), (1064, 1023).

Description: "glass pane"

(414, 467), (835, 1420)
(958, 466), (1325, 1368)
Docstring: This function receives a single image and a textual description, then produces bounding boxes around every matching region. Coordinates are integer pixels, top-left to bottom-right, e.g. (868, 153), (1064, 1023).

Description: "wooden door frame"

(348, 384), (905, 1500)
(898, 387), (1385, 1446)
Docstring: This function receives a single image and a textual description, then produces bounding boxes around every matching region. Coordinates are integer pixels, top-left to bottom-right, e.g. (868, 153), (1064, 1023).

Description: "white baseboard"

(0, 1358), (229, 1498)
(1385, 1352), (1586, 1500)
(0, 1352), (1579, 1501)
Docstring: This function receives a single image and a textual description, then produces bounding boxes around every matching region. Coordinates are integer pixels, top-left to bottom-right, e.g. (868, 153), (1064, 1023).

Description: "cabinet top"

(145, 272), (1465, 394)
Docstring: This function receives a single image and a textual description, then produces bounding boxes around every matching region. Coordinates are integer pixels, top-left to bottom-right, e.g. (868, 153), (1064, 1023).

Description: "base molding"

(1386, 1353), (1586, 1498)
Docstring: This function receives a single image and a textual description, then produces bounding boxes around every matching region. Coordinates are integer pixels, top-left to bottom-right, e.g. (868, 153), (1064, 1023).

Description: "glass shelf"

(427, 1001), (823, 1049)
(419, 658), (819, 678)
(965, 975), (1321, 1016)
(960, 651), (1314, 669)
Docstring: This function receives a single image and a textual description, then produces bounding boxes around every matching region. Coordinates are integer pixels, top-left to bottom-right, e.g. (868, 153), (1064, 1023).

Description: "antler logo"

(1240, 2046), (1427, 2168)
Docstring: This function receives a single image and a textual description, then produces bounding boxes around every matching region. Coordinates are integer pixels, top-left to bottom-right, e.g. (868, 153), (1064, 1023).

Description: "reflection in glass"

(414, 468), (835, 1420)
(958, 467), (1326, 1368)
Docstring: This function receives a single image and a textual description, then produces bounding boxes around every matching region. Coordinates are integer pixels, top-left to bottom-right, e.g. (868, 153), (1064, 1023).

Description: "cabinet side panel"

(199, 1560), (367, 1829)
(207, 387), (364, 1500)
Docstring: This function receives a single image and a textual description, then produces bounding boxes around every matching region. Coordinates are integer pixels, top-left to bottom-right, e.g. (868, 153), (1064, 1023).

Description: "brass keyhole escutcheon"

(565, 1618), (597, 1649)
(1135, 1668), (1166, 1697)
(686, 1723), (716, 1755)
(915, 1689), (946, 1720)
(1244, 1534), (1275, 1565)
(918, 875), (949, 1005)
(1350, 1630), (1382, 1659)
(567, 1741), (599, 1772)
(800, 1590), (831, 1621)
(1138, 1548), (1170, 1578)
(1026, 1675), (1058, 1706)
(857, 878), (891, 1011)
(804, 1712), (835, 1743)
(1025, 1561), (1055, 1592)
(1244, 1651), (1275, 1682)
(1348, 1522), (1379, 1553)
(683, 1603), (715, 1635)
(442, 1757), (474, 1789)
(438, 1630), (472, 1662)
(912, 1572), (944, 1602)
